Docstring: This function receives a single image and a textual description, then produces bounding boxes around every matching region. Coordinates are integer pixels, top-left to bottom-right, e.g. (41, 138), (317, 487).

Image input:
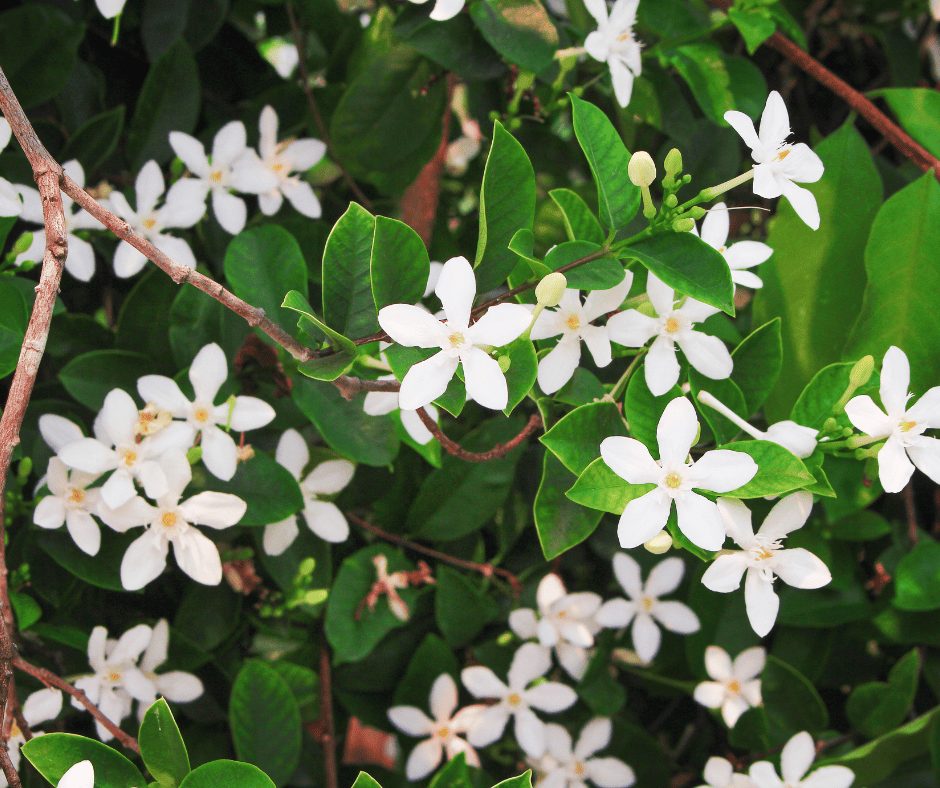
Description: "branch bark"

(416, 408), (543, 462)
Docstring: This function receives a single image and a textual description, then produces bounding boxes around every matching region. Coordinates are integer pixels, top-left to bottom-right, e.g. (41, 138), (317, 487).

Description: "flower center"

(108, 670), (122, 683)
(566, 315), (580, 330)
(664, 317), (680, 334)
(119, 448), (137, 467)
(272, 162), (285, 173)
(137, 403), (173, 437)
(574, 762), (586, 777)
(448, 331), (465, 348)
(718, 245), (727, 254)
(437, 726), (450, 739)
(727, 680), (740, 693)
(210, 170), (224, 183)
(664, 472), (682, 489)
(755, 546), (774, 561)
(142, 217), (156, 230)
(68, 487), (85, 504)
(642, 596), (654, 611)
(194, 406), (211, 423)
(507, 693), (522, 707)
(899, 420), (916, 433)
(162, 512), (178, 528)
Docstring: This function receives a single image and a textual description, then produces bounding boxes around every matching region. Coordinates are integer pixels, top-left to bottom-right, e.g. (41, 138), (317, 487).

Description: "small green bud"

(16, 259), (36, 273)
(672, 218), (695, 232)
(664, 194), (678, 208)
(17, 457), (32, 479)
(823, 417), (838, 433)
(850, 355), (874, 388)
(644, 530), (673, 554)
(627, 151), (656, 188)
(536, 272), (568, 307)
(186, 446), (203, 464)
(299, 557), (317, 577)
(498, 355), (511, 373)
(11, 232), (33, 257)
(686, 206), (707, 220)
(682, 174), (692, 183)
(842, 427), (854, 437)
(664, 148), (683, 176)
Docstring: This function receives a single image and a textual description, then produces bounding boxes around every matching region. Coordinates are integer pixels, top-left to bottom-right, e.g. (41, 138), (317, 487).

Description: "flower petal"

(305, 459), (355, 495)
(211, 189), (247, 235)
(465, 704), (509, 746)
(429, 673), (458, 722)
(509, 608), (538, 639)
(675, 491), (726, 551)
(617, 491), (671, 548)
(606, 310), (658, 347)
(58, 760), (95, 788)
(645, 335), (680, 396)
(686, 450), (758, 493)
(189, 343), (228, 405)
(631, 613), (661, 663)
(538, 336), (581, 394)
(211, 121), (247, 167)
(179, 491), (246, 528)
(65, 510), (101, 556)
(908, 435), (940, 486)
(462, 345), (508, 410)
(513, 706), (548, 758)
(733, 646), (766, 680)
(759, 491), (813, 541)
(275, 429), (309, 479)
(877, 435), (915, 493)
(645, 556), (685, 597)
(136, 160), (166, 215)
(595, 598), (636, 629)
(200, 426), (238, 481)
(172, 527), (223, 585)
(302, 500), (349, 542)
(773, 548), (832, 590)
(39, 415), (85, 453)
(399, 352), (459, 411)
(467, 303), (532, 347)
(657, 397), (699, 466)
(652, 601), (700, 634)
(744, 569), (779, 637)
(406, 737), (443, 781)
(388, 705), (434, 736)
(600, 437), (661, 485)
(800, 766), (855, 788)
(169, 132), (210, 177)
(701, 553), (749, 593)
(509, 642), (552, 689)
(844, 394), (892, 437)
(282, 180), (322, 218)
(461, 666), (508, 699)
(156, 671), (204, 702)
(379, 304), (446, 348)
(587, 758), (635, 788)
(121, 531), (168, 590)
(705, 645), (733, 681)
(556, 642), (589, 681)
(583, 274), (633, 322)
(724, 110), (761, 154)
(138, 374), (191, 415)
(113, 240), (148, 278)
(676, 331), (733, 381)
(574, 718), (611, 761)
(779, 177), (820, 230)
(263, 517), (299, 556)
(436, 257), (476, 328)
(693, 680), (726, 709)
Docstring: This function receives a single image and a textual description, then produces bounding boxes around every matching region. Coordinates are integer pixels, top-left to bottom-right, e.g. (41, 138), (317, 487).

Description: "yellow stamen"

(756, 547), (773, 560)
(664, 473), (682, 489)
(119, 448), (137, 466)
(574, 763), (586, 777)
(727, 680), (740, 693)
(664, 317), (680, 334)
(108, 671), (121, 682)
(142, 218), (156, 230)
(899, 420), (916, 432)
(507, 693), (522, 707)
(437, 726), (450, 739)
(194, 407), (211, 423)
(566, 315), (580, 330)
(448, 332), (465, 348)
(69, 488), (85, 504)
(162, 512), (178, 528)
(642, 596), (654, 611)
(210, 170), (223, 183)
(272, 162), (285, 172)
(777, 149), (790, 161)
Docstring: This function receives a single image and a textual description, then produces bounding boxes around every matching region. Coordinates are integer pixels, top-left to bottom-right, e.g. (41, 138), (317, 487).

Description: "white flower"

(692, 203), (772, 290)
(57, 388), (192, 510)
(600, 397), (758, 551)
(264, 40), (300, 78)
(169, 122), (275, 235)
(844, 345), (940, 493)
(364, 376), (439, 446)
(73, 624), (158, 741)
(262, 429), (355, 556)
(749, 731), (854, 788)
(531, 276), (633, 394)
(695, 757), (755, 788)
(38, 414), (85, 454)
(138, 342), (276, 481)
(95, 0), (126, 18)
(583, 0), (642, 107)
(244, 106), (326, 219)
(109, 160), (206, 277)
(15, 160), (106, 280)
(509, 574), (602, 681)
(595, 553), (700, 664)
(461, 642), (578, 758)
(0, 688), (64, 787)
(378, 256), (532, 411)
(136, 619), (203, 721)
(33, 457), (104, 556)
(424, 262), (445, 298)
(407, 0), (465, 21)
(56, 761), (95, 788)
(693, 645), (764, 728)
(724, 92), (825, 230)
(103, 450), (247, 589)
(388, 673), (486, 781)
(529, 719), (636, 788)
(703, 493), (831, 637)
(607, 273), (733, 397)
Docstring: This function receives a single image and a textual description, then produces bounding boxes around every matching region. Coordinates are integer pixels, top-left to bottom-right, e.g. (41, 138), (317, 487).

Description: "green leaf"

(297, 352), (356, 381)
(549, 189), (605, 245)
(730, 318), (782, 414)
(578, 643), (626, 716)
(624, 233), (734, 315)
(474, 121), (537, 293)
(0, 6), (84, 109)
(721, 441), (815, 498)
(665, 43), (735, 126)
(509, 229), (551, 277)
(541, 401), (628, 476)
(282, 290), (358, 356)
(372, 216), (430, 313)
(761, 656), (828, 744)
(407, 418), (527, 541)
(393, 633), (460, 709)
(325, 544), (422, 663)
(116, 267), (179, 371)
(293, 376), (399, 467)
(270, 662), (319, 719)
(623, 371), (683, 453)
(0, 278), (28, 379)
(776, 582), (871, 628)
(168, 281), (249, 369)
(435, 569), (499, 648)
(37, 528), (137, 592)
(689, 371), (748, 446)
(727, 6), (776, 54)
(140, 699), (190, 788)
(870, 88), (940, 159)
(491, 772), (533, 788)
(502, 339), (538, 415)
(57, 350), (153, 412)
(753, 118), (883, 420)
(827, 509), (891, 541)
(844, 171), (940, 393)
(544, 242), (625, 291)
(224, 226), (308, 338)
(428, 752), (473, 788)
(791, 361), (878, 431)
(141, 0), (228, 61)
(847, 648), (920, 738)
(723, 55), (769, 120)
(9, 591), (41, 630)
(178, 761), (276, 788)
(395, 8), (505, 81)
(126, 38), (201, 170)
(535, 452), (604, 560)
(22, 733), (146, 788)
(321, 203), (378, 339)
(569, 95), (641, 232)
(60, 106), (125, 175)
(209, 451), (303, 526)
(894, 540), (940, 612)
(565, 457), (655, 515)
(468, 0), (558, 73)
(230, 660), (302, 787)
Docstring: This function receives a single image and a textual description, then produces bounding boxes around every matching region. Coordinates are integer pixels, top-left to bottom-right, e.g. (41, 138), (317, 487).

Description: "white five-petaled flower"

(749, 731), (854, 788)
(95, 0), (126, 18)
(695, 758), (755, 788)
(0, 688), (64, 787)
(529, 718), (636, 788)
(531, 275), (633, 394)
(693, 645), (764, 728)
(378, 256), (532, 411)
(844, 345), (940, 494)
(136, 619), (204, 721)
(73, 624), (158, 741)
(595, 553), (700, 664)
(461, 642), (578, 758)
(607, 273), (733, 397)
(169, 121), (276, 235)
(724, 91), (825, 230)
(600, 397), (758, 551)
(15, 160), (106, 280)
(105, 450), (247, 589)
(509, 573), (602, 681)
(583, 0), (642, 108)
(406, 0), (465, 21)
(262, 428), (355, 556)
(33, 457), (104, 556)
(138, 342), (276, 481)
(109, 160), (206, 277)
(692, 203), (772, 290)
(387, 673), (486, 781)
(703, 493), (831, 637)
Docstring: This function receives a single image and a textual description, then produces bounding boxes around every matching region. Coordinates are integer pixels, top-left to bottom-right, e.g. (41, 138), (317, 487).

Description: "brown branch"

(0, 607), (20, 788)
(417, 408), (542, 462)
(286, 2), (374, 212)
(347, 512), (522, 598)
(707, 0), (940, 177)
(318, 642), (338, 788)
(333, 375), (401, 401)
(13, 656), (140, 754)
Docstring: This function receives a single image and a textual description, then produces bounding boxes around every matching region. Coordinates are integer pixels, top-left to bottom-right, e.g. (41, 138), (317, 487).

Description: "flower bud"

(664, 194), (678, 208)
(664, 148), (683, 176)
(11, 232), (32, 257)
(850, 355), (874, 388)
(536, 272), (567, 307)
(672, 218), (695, 232)
(823, 417), (838, 433)
(686, 206), (706, 219)
(628, 151), (656, 187)
(186, 446), (203, 464)
(498, 355), (511, 373)
(644, 530), (673, 554)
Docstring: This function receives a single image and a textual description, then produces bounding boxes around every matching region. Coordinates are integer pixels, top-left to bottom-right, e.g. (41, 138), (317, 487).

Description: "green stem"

(818, 434), (884, 452)
(677, 169), (755, 213)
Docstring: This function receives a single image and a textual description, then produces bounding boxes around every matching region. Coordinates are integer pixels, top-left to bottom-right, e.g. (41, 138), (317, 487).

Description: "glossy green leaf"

(870, 88), (940, 159)
(502, 339), (538, 415)
(762, 656), (828, 743)
(141, 0), (228, 60)
(22, 733), (145, 788)
(754, 118), (883, 420)
(544, 242), (624, 291)
(321, 203), (378, 339)
(844, 171), (940, 393)
(730, 318), (783, 414)
(535, 452), (604, 560)
(541, 401), (628, 476)
(282, 290), (358, 356)
(723, 55), (769, 120)
(116, 267), (179, 371)
(790, 361), (879, 431)
(566, 457), (655, 515)
(847, 648), (920, 738)
(435, 568), (499, 648)
(395, 8), (505, 81)
(9, 591), (41, 630)
(721, 441), (815, 498)
(230, 660), (302, 787)
(58, 350), (155, 411)
(178, 761), (276, 788)
(894, 540), (940, 612)
(37, 528), (137, 592)
(428, 752), (473, 788)
(549, 189), (605, 245)
(727, 6), (776, 54)
(351, 774), (383, 788)
(60, 106), (124, 174)
(624, 233), (734, 315)
(168, 281), (250, 369)
(474, 121), (537, 293)
(665, 43), (735, 126)
(827, 509), (891, 541)
(509, 229), (551, 277)
(140, 699), (190, 788)
(372, 216), (430, 312)
(776, 582), (872, 628)
(209, 450), (303, 526)
(578, 643), (626, 716)
(623, 371), (683, 453)
(492, 772), (533, 788)
(689, 371), (748, 446)
(469, 0), (558, 73)
(0, 278), (28, 379)
(570, 95), (641, 232)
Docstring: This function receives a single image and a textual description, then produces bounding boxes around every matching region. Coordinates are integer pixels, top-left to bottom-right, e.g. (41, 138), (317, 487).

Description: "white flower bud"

(628, 151), (656, 187)
(536, 272), (567, 307)
(643, 530), (673, 554)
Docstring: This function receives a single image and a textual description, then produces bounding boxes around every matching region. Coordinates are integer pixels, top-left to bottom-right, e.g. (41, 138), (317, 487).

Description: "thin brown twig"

(286, 2), (374, 212)
(417, 408), (542, 462)
(13, 656), (140, 754)
(318, 642), (338, 788)
(0, 605), (20, 788)
(347, 512), (523, 598)
(707, 0), (940, 177)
